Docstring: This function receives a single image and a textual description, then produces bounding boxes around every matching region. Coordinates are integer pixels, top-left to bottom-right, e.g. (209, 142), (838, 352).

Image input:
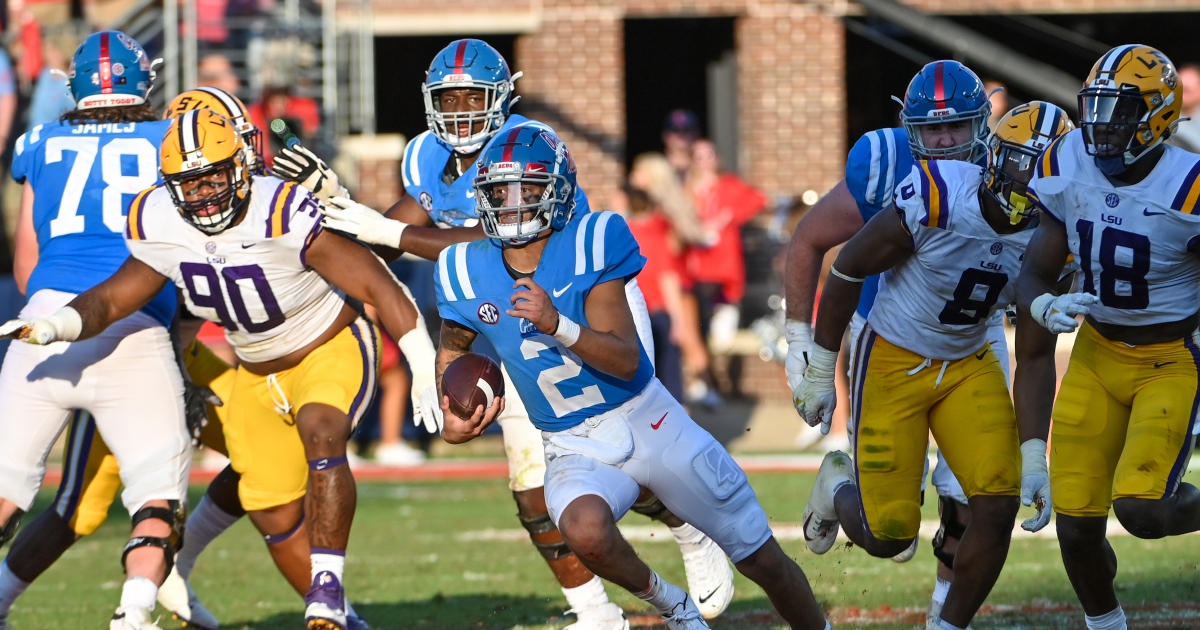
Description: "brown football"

(442, 353), (505, 419)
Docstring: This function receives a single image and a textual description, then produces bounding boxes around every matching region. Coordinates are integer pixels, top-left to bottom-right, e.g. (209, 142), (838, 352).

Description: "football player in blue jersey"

(0, 31), (191, 630)
(432, 123), (829, 630)
(782, 60), (996, 621)
(277, 39), (735, 627)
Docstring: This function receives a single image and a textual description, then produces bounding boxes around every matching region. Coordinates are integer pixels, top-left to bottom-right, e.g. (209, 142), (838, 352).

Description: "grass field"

(4, 469), (1200, 629)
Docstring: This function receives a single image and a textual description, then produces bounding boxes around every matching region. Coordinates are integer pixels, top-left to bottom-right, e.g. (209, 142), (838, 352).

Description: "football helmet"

(164, 87), (264, 174)
(1079, 44), (1181, 176)
(68, 31), (156, 110)
(422, 39), (522, 154)
(474, 123), (577, 246)
(897, 60), (991, 163)
(161, 109), (252, 234)
(984, 101), (1074, 224)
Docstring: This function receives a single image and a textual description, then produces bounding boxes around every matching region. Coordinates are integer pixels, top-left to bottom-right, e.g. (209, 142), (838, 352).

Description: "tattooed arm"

(437, 320), (505, 444)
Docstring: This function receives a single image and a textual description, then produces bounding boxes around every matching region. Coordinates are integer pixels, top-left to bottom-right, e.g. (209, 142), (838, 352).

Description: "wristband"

(384, 219), (408, 249)
(784, 319), (813, 347)
(829, 266), (865, 283)
(1030, 293), (1056, 328)
(397, 320), (436, 365)
(50, 306), (83, 342)
(1020, 438), (1049, 476)
(553, 313), (581, 347)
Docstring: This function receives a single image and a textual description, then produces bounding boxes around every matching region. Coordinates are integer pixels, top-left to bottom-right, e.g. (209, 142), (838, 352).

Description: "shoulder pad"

(125, 186), (162, 241)
(572, 211), (620, 276)
(264, 181), (305, 238)
(437, 242), (478, 302)
(846, 128), (906, 209)
(912, 160), (951, 229)
(402, 131), (436, 190)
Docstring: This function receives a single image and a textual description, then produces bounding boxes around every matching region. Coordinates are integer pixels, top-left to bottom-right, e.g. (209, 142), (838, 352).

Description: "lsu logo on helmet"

(984, 101), (1074, 224)
(1079, 44), (1181, 174)
(164, 87), (265, 175)
(161, 109), (253, 234)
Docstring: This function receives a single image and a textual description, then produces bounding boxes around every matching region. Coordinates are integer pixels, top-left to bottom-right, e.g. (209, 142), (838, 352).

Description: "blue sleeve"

(10, 131), (35, 184)
(845, 129), (905, 222)
(595, 213), (646, 285)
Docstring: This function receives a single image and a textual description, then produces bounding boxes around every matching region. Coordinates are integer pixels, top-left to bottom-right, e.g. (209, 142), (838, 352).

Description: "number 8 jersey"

(1027, 129), (1200, 326)
(125, 176), (347, 363)
(12, 120), (177, 326)
(871, 159), (1035, 361)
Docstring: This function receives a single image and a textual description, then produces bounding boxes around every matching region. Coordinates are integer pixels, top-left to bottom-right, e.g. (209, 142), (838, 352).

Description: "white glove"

(272, 144), (348, 202)
(322, 196), (408, 248)
(1030, 292), (1099, 334)
(796, 345), (838, 435)
(1020, 438), (1052, 532)
(784, 319), (812, 418)
(0, 307), (82, 345)
(398, 323), (443, 434)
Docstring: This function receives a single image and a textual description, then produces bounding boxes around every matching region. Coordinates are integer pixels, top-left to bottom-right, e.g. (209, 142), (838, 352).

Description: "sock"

(311, 548), (346, 583)
(932, 577), (951, 605)
(824, 623), (832, 630)
(1085, 606), (1127, 630)
(669, 523), (707, 555)
(633, 570), (688, 617)
(176, 496), (241, 579)
(0, 560), (31, 617)
(935, 619), (966, 630)
(119, 576), (158, 611)
(562, 575), (612, 612)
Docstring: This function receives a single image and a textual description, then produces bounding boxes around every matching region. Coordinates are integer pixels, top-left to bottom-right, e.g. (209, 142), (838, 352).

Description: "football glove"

(1030, 292), (1098, 334)
(272, 145), (348, 202)
(1020, 438), (1052, 532)
(398, 324), (443, 434)
(183, 381), (222, 448)
(0, 307), (82, 345)
(784, 319), (812, 419)
(322, 196), (409, 249)
(796, 345), (838, 435)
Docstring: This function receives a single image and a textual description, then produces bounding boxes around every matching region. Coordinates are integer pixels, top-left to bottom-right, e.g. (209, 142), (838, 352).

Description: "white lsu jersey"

(125, 176), (346, 363)
(1028, 129), (1200, 327)
(869, 159), (1034, 361)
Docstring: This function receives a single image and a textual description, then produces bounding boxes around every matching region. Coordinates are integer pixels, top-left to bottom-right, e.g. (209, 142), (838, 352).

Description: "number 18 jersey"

(13, 120), (176, 326)
(1028, 129), (1200, 326)
(870, 159), (1033, 361)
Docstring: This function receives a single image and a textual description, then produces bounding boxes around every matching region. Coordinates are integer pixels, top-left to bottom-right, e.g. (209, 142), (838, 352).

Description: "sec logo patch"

(419, 192), (434, 211)
(478, 302), (500, 325)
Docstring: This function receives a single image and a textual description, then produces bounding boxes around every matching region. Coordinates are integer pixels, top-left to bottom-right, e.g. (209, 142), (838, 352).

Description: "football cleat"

(892, 536), (919, 563)
(803, 450), (853, 555)
(563, 602), (629, 630)
(110, 605), (161, 630)
(157, 564), (219, 629)
(304, 571), (348, 630)
(662, 596), (710, 630)
(681, 536), (734, 619)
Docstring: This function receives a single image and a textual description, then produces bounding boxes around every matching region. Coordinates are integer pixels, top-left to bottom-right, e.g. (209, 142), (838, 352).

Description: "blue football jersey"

(435, 208), (653, 432)
(844, 126), (912, 319)
(13, 120), (176, 326)
(401, 114), (589, 227)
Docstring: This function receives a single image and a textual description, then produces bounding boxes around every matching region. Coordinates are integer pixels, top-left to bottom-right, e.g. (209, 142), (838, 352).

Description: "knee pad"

(516, 499), (573, 561)
(630, 494), (671, 521)
(122, 502), (185, 572)
(0, 508), (25, 548)
(931, 496), (967, 569)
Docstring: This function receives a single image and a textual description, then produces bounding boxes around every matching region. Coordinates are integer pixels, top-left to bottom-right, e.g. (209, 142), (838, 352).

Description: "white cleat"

(158, 565), (219, 629)
(110, 605), (161, 630)
(662, 597), (710, 630)
(681, 536), (734, 619)
(891, 536), (919, 563)
(803, 450), (853, 555)
(563, 601), (629, 630)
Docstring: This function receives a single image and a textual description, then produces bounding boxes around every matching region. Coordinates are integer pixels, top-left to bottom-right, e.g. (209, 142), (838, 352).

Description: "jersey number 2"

(47, 136), (158, 238)
(938, 268), (1008, 325)
(521, 337), (606, 418)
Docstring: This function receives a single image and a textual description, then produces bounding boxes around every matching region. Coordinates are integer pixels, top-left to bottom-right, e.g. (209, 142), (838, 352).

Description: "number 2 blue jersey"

(844, 127), (912, 319)
(435, 207), (654, 432)
(12, 120), (176, 326)
(401, 114), (589, 227)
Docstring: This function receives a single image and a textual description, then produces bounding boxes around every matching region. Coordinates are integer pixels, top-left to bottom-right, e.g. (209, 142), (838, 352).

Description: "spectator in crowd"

(1170, 63), (1200, 153)
(686, 138), (767, 399)
(26, 40), (73, 130)
(623, 185), (688, 402)
(248, 82), (320, 169)
(662, 108), (700, 179)
(198, 53), (243, 97)
(197, 0), (231, 50)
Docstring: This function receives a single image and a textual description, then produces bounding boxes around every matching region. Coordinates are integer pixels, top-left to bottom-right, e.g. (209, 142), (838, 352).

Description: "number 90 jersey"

(13, 120), (177, 326)
(435, 209), (654, 432)
(870, 159), (1033, 361)
(125, 176), (347, 363)
(1028, 129), (1200, 326)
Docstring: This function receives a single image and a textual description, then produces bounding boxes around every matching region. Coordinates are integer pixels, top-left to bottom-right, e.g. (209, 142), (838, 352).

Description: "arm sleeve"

(11, 131), (31, 183)
(596, 213), (647, 285)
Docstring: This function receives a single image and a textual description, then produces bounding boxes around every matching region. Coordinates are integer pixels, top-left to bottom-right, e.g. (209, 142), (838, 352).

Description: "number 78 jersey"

(1028, 129), (1200, 326)
(870, 159), (1034, 361)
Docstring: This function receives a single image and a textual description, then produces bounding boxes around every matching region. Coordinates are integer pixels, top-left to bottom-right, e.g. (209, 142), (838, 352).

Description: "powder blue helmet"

(474, 123), (577, 246)
(422, 39), (521, 154)
(68, 31), (156, 110)
(898, 60), (991, 163)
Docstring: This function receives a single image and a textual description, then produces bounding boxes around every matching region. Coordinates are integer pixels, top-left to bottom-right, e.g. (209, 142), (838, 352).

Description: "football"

(442, 353), (505, 419)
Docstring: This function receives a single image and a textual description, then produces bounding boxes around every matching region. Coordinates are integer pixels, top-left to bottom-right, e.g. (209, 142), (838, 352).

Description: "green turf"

(3, 470), (1200, 629)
